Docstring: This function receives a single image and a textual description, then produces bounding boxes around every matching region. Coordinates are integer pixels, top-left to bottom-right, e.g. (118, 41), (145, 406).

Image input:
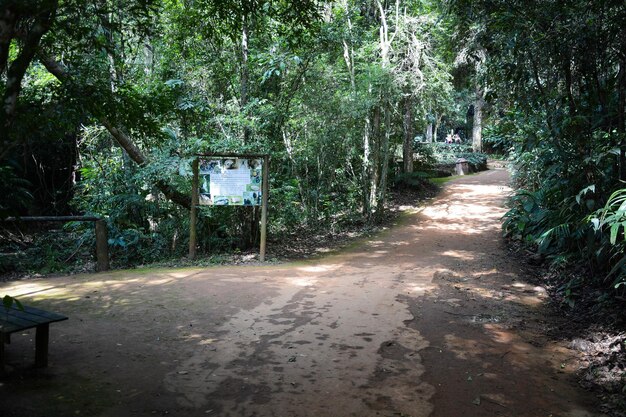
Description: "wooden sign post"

(189, 158), (199, 259)
(189, 153), (269, 261)
(259, 154), (269, 261)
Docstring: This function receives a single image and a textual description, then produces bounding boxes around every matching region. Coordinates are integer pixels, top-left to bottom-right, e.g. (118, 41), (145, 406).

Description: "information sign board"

(198, 158), (263, 206)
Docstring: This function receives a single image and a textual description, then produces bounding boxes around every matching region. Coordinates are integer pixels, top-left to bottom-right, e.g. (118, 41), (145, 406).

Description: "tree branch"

(37, 52), (191, 210)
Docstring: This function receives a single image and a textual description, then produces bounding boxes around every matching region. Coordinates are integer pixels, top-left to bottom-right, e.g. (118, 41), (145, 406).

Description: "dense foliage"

(1, 0), (484, 273)
(449, 0), (626, 301)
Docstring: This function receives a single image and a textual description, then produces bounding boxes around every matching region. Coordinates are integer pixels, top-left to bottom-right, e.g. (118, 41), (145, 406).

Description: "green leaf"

(610, 223), (620, 245)
(576, 185), (595, 205)
(2, 295), (21, 311)
(2, 295), (12, 310)
(590, 218), (600, 230)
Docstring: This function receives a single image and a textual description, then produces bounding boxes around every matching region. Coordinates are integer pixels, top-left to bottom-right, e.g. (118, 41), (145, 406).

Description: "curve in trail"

(161, 168), (600, 417)
(0, 169), (603, 417)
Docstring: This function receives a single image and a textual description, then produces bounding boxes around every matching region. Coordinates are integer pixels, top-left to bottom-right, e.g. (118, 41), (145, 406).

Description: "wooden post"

(259, 155), (269, 261)
(189, 158), (199, 259)
(95, 220), (110, 272)
(0, 332), (5, 375)
(34, 323), (50, 368)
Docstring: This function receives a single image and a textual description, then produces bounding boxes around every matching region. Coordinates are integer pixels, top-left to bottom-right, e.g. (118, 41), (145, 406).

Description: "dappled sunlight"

(468, 268), (497, 278)
(443, 333), (493, 361)
(0, 274), (194, 312)
(290, 277), (319, 287)
(443, 325), (559, 373)
(483, 324), (518, 344)
(166, 270), (204, 279)
(405, 283), (437, 295)
(418, 184), (510, 239)
(453, 183), (512, 195)
(141, 278), (175, 286)
(387, 240), (411, 247)
(297, 265), (337, 273)
(2, 282), (58, 297)
(424, 224), (501, 235)
(439, 250), (476, 261)
(481, 393), (513, 407)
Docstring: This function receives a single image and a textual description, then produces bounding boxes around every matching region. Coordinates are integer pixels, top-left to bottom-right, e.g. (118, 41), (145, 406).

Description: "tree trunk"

(341, 0), (356, 91)
(402, 96), (413, 173)
(369, 106), (381, 216)
(376, 102), (391, 218)
(342, 39), (355, 91)
(472, 85), (484, 152)
(241, 18), (251, 144)
(362, 114), (372, 218)
(618, 59), (626, 181)
(425, 123), (433, 143)
(1, 1), (58, 159)
(189, 159), (199, 259)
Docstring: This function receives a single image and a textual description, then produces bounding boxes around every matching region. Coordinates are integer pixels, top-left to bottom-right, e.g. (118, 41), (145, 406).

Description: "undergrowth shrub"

(414, 143), (488, 173)
(499, 114), (625, 304)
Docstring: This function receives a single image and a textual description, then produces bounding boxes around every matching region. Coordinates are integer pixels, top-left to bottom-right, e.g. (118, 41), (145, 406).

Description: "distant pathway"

(0, 169), (603, 417)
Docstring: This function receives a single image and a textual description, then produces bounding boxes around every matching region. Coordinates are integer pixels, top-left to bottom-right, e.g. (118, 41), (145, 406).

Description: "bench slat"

(18, 305), (67, 322)
(0, 305), (67, 335)
(0, 314), (37, 333)
(6, 306), (67, 323)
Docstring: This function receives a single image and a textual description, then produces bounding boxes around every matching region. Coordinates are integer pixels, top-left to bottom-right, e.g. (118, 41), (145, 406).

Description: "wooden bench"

(0, 304), (68, 371)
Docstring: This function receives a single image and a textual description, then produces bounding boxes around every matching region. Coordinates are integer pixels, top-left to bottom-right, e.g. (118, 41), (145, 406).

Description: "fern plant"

(591, 188), (626, 289)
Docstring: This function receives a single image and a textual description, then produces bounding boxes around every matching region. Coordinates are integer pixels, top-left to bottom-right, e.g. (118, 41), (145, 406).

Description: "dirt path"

(0, 169), (604, 417)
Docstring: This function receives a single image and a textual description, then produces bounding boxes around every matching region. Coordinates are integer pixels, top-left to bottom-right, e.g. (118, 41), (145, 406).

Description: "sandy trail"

(0, 169), (603, 417)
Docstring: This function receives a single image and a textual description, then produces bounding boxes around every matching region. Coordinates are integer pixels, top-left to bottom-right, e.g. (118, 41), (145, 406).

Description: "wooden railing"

(2, 216), (109, 272)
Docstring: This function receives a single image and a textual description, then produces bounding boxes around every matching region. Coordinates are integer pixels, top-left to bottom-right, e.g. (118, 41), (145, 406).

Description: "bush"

(414, 143), (488, 173)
